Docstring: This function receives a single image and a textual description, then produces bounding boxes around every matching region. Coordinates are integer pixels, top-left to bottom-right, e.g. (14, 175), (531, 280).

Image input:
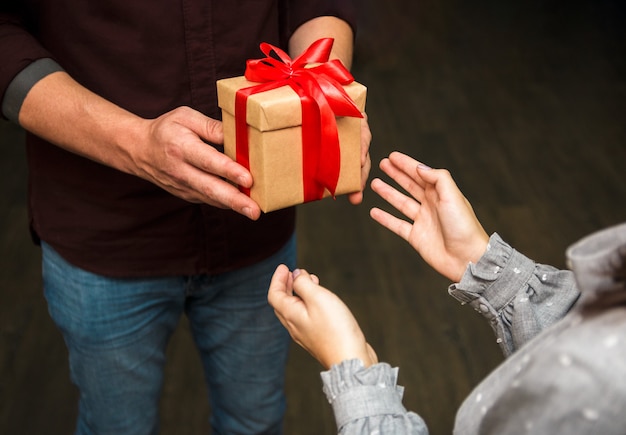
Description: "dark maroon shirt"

(0, 0), (357, 277)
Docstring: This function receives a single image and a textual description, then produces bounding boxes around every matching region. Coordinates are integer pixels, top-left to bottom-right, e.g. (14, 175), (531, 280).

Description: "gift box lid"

(217, 75), (367, 132)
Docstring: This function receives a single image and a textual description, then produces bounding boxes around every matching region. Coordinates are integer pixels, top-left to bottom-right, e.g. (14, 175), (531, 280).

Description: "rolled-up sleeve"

(2, 58), (64, 123)
(448, 233), (580, 356)
(0, 10), (54, 106)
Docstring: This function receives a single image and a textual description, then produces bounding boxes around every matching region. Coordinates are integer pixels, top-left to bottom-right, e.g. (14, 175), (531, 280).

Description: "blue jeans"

(42, 235), (296, 435)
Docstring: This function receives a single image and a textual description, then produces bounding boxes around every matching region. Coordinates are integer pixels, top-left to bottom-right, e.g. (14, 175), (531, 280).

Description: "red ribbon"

(235, 38), (363, 202)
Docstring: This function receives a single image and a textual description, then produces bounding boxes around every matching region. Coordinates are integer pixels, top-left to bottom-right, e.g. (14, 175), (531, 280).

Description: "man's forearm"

(289, 16), (354, 69)
(17, 69), (147, 176)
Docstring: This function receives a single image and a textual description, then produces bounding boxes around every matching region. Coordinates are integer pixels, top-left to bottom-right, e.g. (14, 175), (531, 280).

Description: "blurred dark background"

(1, 0), (625, 433)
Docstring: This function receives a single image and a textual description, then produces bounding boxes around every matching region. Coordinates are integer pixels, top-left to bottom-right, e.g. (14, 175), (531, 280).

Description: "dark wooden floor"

(1, 0), (625, 434)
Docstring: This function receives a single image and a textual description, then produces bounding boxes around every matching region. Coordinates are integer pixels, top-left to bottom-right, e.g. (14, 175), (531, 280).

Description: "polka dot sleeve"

(448, 233), (580, 356)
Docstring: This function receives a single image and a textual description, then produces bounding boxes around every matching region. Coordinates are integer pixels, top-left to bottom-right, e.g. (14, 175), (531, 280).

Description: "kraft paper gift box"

(216, 50), (367, 213)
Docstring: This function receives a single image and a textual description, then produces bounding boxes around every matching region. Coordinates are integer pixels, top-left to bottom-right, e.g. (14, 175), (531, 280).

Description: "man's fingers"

(174, 106), (224, 145)
(204, 117), (224, 145)
(183, 144), (252, 188)
(176, 165), (261, 219)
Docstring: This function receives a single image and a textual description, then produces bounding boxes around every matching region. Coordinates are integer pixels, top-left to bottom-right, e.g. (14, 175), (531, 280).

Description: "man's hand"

(289, 16), (372, 206)
(135, 106), (260, 219)
(347, 112), (372, 205)
(19, 71), (261, 220)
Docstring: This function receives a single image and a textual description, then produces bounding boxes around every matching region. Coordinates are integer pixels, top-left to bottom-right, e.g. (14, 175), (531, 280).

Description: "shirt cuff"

(448, 232), (535, 314)
(2, 58), (64, 124)
(321, 359), (407, 431)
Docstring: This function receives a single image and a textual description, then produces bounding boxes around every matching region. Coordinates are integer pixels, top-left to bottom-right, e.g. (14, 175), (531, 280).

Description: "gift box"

(216, 39), (367, 213)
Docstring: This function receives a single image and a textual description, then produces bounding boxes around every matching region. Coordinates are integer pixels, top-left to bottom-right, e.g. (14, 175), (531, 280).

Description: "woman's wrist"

(451, 232), (490, 282)
(324, 344), (377, 370)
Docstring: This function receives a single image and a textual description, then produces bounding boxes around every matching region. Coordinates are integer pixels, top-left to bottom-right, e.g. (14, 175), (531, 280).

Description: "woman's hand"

(370, 151), (489, 282)
(268, 265), (377, 370)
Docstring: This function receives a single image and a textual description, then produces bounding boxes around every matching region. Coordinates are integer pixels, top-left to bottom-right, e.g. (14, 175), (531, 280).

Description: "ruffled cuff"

(448, 233), (536, 354)
(449, 233), (535, 309)
(321, 359), (407, 431)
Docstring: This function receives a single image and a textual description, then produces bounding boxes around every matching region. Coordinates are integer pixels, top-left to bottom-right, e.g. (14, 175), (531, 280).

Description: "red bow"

(235, 38), (363, 202)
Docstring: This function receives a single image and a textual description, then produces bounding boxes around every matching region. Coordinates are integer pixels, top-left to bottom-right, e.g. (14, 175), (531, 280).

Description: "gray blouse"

(322, 223), (626, 434)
